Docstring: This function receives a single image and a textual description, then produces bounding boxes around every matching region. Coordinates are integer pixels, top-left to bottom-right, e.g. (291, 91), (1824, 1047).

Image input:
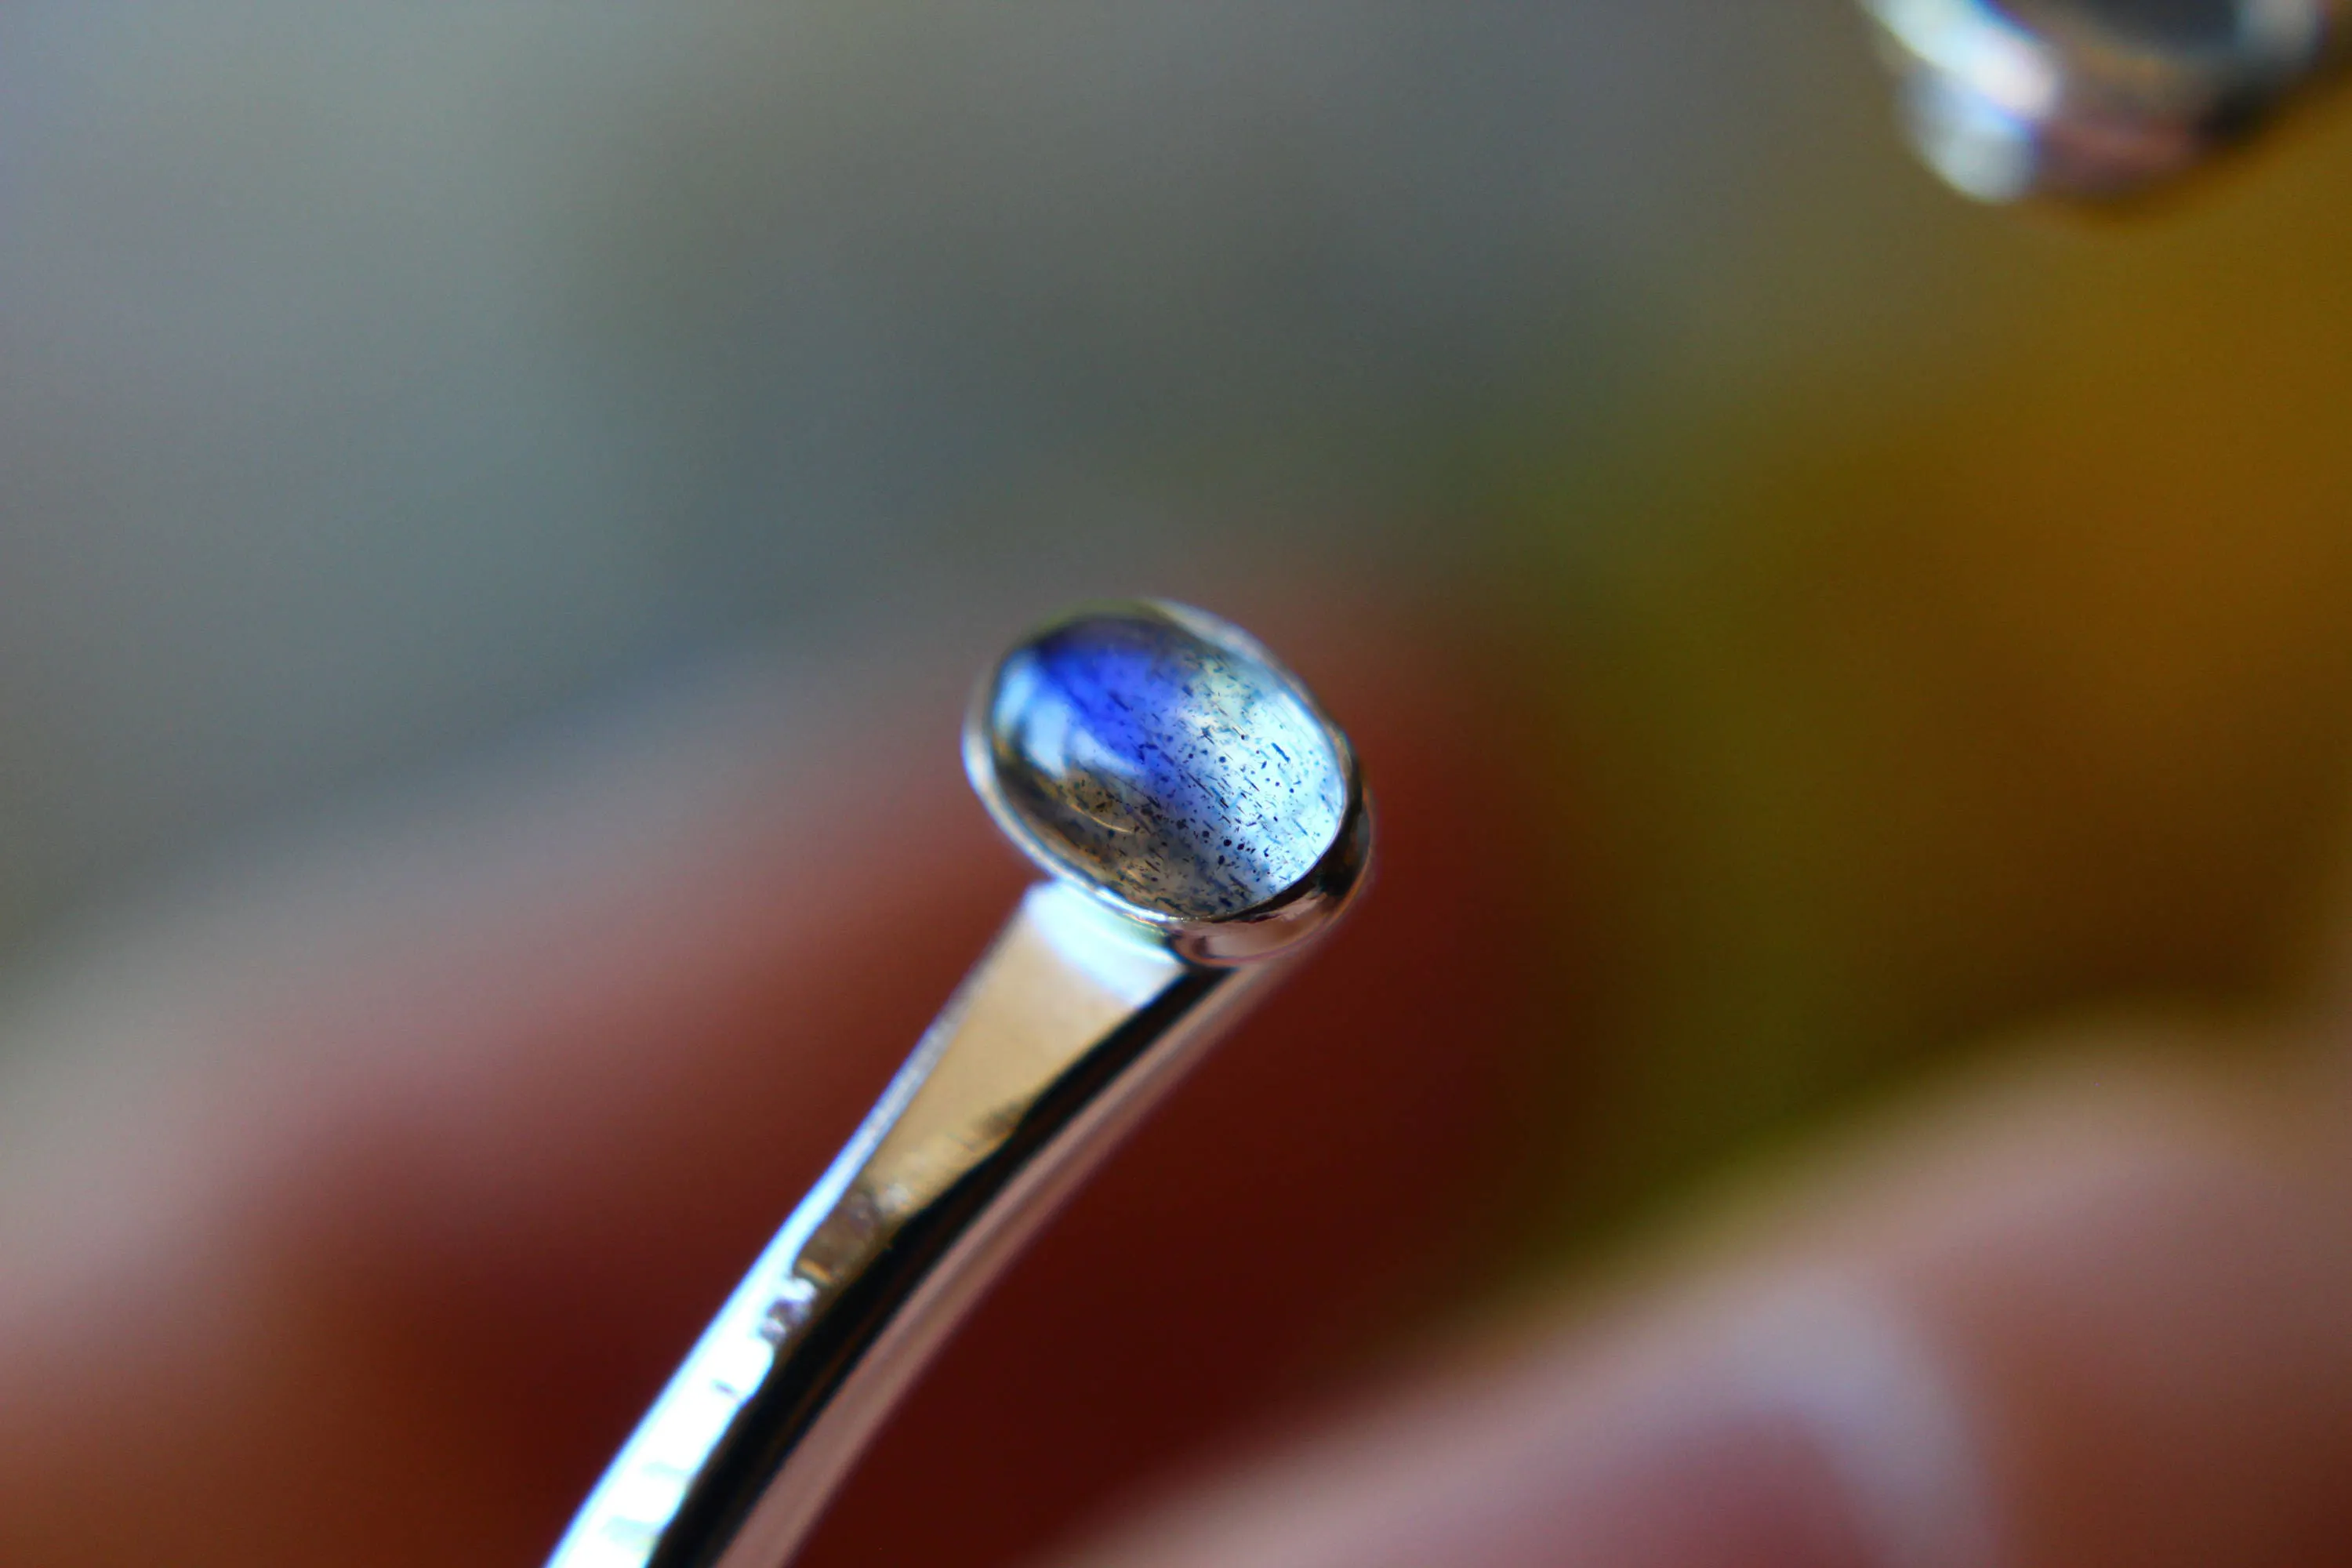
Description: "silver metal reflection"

(546, 601), (1370, 1568)
(1862, 0), (2346, 201)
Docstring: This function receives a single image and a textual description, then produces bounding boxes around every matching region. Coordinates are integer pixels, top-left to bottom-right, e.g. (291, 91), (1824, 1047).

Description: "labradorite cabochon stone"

(979, 605), (1348, 920)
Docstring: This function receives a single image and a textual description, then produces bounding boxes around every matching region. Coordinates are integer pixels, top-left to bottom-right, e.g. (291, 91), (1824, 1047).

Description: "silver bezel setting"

(964, 598), (1372, 966)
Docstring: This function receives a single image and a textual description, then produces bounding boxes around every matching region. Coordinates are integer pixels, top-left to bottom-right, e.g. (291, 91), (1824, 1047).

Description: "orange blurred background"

(2, 6), (2350, 1564)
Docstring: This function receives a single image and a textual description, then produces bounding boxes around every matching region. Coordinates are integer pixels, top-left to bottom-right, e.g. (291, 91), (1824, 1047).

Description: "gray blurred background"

(0, 2), (1976, 960)
(7, 1), (2352, 1264)
(9, 11), (2352, 1564)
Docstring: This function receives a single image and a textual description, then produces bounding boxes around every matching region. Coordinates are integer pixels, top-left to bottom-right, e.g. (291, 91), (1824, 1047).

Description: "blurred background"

(2, 3), (2350, 1564)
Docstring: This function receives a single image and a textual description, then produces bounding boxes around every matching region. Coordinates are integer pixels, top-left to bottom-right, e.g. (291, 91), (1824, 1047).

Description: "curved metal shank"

(546, 882), (1279, 1568)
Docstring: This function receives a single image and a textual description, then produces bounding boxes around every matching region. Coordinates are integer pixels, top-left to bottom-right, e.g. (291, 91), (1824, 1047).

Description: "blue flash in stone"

(974, 604), (1348, 922)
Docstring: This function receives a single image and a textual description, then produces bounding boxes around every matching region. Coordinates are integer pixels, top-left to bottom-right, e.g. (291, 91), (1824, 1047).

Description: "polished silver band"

(546, 602), (1370, 1568)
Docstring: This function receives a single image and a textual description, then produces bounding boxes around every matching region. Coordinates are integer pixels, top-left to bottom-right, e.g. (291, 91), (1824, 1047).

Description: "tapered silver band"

(546, 601), (1370, 1568)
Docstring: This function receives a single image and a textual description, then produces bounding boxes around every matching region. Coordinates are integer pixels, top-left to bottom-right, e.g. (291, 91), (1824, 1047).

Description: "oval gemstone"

(1865, 0), (2328, 203)
(979, 607), (1347, 920)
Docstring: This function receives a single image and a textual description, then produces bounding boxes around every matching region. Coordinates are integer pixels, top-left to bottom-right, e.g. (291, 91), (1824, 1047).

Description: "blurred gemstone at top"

(982, 609), (1347, 920)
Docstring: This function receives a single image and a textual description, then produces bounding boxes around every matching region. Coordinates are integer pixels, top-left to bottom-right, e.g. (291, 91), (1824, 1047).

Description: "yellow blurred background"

(2, 5), (2350, 1563)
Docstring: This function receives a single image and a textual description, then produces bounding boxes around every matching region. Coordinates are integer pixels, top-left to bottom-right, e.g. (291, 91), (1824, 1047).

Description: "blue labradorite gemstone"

(978, 606), (1348, 921)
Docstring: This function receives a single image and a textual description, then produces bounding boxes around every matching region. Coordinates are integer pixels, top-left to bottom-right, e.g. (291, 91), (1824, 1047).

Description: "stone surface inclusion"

(984, 609), (1346, 920)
